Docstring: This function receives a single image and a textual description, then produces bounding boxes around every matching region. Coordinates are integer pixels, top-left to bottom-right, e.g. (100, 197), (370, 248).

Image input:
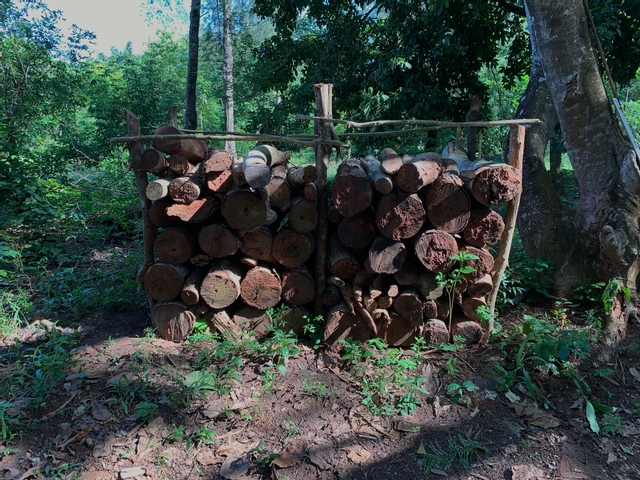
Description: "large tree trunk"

(222, 0), (236, 159)
(184, 0), (201, 130)
(521, 0), (640, 342)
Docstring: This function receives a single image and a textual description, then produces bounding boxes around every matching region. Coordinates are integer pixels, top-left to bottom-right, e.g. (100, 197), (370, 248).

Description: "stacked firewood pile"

(321, 143), (521, 350)
(140, 126), (318, 342)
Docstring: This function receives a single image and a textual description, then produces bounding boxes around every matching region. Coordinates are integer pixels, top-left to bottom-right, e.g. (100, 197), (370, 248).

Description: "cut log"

(394, 261), (418, 286)
(289, 197), (318, 233)
(200, 260), (243, 309)
(168, 154), (196, 176)
(328, 203), (343, 224)
(198, 224), (241, 258)
(181, 268), (207, 306)
(143, 262), (189, 302)
(233, 306), (272, 339)
(231, 158), (247, 186)
(304, 183), (318, 201)
(460, 245), (495, 281)
(360, 155), (393, 194)
(417, 272), (444, 299)
(451, 318), (482, 345)
(240, 257), (258, 268)
(461, 296), (487, 322)
(139, 148), (168, 175)
(394, 291), (424, 326)
(189, 252), (212, 268)
(287, 165), (317, 186)
(414, 230), (458, 273)
(265, 176), (292, 211)
(240, 266), (282, 309)
(152, 125), (207, 162)
(353, 270), (375, 285)
(320, 285), (341, 308)
(205, 309), (241, 340)
(375, 192), (426, 240)
(206, 169), (234, 193)
(328, 234), (361, 280)
(166, 196), (218, 223)
(425, 173), (471, 233)
(281, 267), (315, 306)
(377, 295), (393, 309)
(463, 208), (505, 248)
(221, 190), (268, 230)
(423, 299), (438, 319)
(322, 301), (371, 352)
(151, 301), (195, 342)
(331, 159), (373, 217)
(337, 212), (376, 251)
(149, 198), (180, 228)
(203, 150), (233, 173)
(146, 176), (174, 201)
(168, 174), (203, 204)
(155, 228), (196, 264)
(272, 228), (315, 268)
(423, 319), (450, 345)
(368, 236), (407, 274)
(372, 308), (391, 324)
(376, 312), (416, 346)
(378, 148), (403, 175)
(281, 306), (307, 337)
(396, 153), (441, 193)
(242, 145), (290, 188)
(239, 226), (273, 261)
(467, 273), (493, 298)
(190, 298), (210, 317)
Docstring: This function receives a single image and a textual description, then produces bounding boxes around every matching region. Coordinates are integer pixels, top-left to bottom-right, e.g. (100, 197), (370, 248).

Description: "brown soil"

(1, 309), (640, 480)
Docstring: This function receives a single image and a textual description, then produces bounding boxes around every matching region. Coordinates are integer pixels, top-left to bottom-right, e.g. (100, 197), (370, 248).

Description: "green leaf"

(586, 400), (599, 434)
(446, 383), (460, 393)
(185, 370), (216, 392)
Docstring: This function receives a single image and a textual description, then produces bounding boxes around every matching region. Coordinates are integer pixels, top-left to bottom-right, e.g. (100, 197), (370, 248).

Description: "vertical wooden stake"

(313, 84), (333, 317)
(484, 124), (525, 344)
(126, 110), (157, 309)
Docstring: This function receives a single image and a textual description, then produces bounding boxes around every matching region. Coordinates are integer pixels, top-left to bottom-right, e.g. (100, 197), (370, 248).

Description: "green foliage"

(0, 401), (20, 443)
(602, 278), (631, 314)
(0, 288), (33, 335)
(418, 434), (489, 473)
(498, 256), (554, 307)
(436, 251), (479, 334)
(106, 373), (152, 416)
(186, 425), (216, 451)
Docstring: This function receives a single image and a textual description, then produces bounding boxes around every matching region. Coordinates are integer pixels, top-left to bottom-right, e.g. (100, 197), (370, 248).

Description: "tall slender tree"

(222, 0), (237, 158)
(185, 0), (201, 130)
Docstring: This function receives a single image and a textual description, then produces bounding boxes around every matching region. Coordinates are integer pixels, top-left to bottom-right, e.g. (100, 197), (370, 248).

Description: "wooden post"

(126, 110), (157, 309)
(313, 84), (333, 317)
(484, 124), (525, 344)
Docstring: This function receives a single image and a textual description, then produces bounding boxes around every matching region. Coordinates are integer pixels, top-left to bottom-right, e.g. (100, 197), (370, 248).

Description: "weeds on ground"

(418, 434), (489, 474)
(436, 251), (479, 335)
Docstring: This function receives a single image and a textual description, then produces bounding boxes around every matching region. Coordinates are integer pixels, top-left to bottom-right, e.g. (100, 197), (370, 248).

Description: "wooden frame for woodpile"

(114, 86), (535, 346)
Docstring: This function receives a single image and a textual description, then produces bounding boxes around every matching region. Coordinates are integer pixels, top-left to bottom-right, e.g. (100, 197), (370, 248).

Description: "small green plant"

(187, 425), (216, 451)
(0, 401), (20, 443)
(301, 377), (336, 400)
(106, 373), (152, 415)
(445, 358), (459, 376)
(166, 425), (187, 443)
(302, 313), (325, 349)
(418, 434), (489, 473)
(602, 278), (631, 314)
(445, 380), (478, 404)
(252, 441), (279, 468)
(134, 399), (158, 422)
(436, 251), (479, 335)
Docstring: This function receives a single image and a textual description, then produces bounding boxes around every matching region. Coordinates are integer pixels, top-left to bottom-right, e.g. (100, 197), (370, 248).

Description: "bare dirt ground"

(1, 308), (640, 480)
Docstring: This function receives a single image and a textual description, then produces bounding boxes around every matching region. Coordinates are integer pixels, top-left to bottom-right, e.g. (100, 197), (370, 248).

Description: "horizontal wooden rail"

(296, 115), (542, 128)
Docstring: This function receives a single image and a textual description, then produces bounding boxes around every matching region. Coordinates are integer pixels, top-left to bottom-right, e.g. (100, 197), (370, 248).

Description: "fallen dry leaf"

(509, 465), (545, 480)
(93, 434), (117, 458)
(345, 445), (371, 465)
(395, 419), (421, 433)
(202, 398), (228, 419)
(630, 367), (640, 382)
(119, 467), (145, 479)
(90, 397), (112, 422)
(196, 448), (218, 466)
(216, 440), (260, 459)
(272, 437), (307, 468)
(59, 424), (94, 449)
(308, 442), (334, 470)
(349, 406), (391, 438)
(511, 403), (560, 429)
(219, 452), (251, 479)
(75, 472), (113, 480)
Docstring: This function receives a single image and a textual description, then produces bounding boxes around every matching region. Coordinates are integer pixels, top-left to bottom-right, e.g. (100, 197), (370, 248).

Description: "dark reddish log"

(198, 224), (240, 258)
(360, 155), (393, 194)
(289, 197), (318, 233)
(378, 148), (403, 175)
(377, 295), (393, 309)
(265, 176), (292, 211)
(414, 230), (458, 273)
(463, 208), (505, 248)
(240, 257), (258, 268)
(436, 301), (449, 321)
(394, 261), (418, 286)
(181, 268), (207, 306)
(143, 262), (189, 302)
(322, 301), (371, 352)
(272, 228), (315, 268)
(239, 226), (273, 261)
(327, 276), (377, 334)
(461, 296), (487, 322)
(146, 176), (174, 201)
(467, 273), (493, 298)
(140, 148), (168, 175)
(221, 190), (268, 230)
(393, 291), (424, 326)
(363, 294), (377, 313)
(426, 173), (471, 233)
(242, 145), (290, 188)
(372, 273), (392, 291)
(304, 183), (318, 201)
(203, 150), (233, 173)
(376, 312), (417, 346)
(353, 270), (375, 285)
(232, 158), (247, 186)
(169, 154), (196, 176)
(423, 299), (438, 319)
(375, 192), (426, 240)
(328, 203), (343, 224)
(331, 159), (373, 217)
(206, 169), (234, 193)
(281, 306), (308, 337)
(368, 236), (407, 274)
(155, 228), (196, 264)
(372, 308), (391, 323)
(190, 298), (210, 317)
(417, 272), (444, 299)
(151, 301), (195, 342)
(396, 153), (441, 193)
(281, 267), (315, 306)
(321, 285), (341, 308)
(240, 266), (281, 309)
(328, 234), (361, 280)
(149, 198), (180, 228)
(169, 174), (203, 204)
(152, 125), (207, 162)
(190, 252), (212, 268)
(451, 318), (482, 345)
(287, 165), (317, 186)
(337, 212), (376, 251)
(200, 260), (243, 309)
(205, 309), (242, 340)
(461, 245), (495, 281)
(166, 196), (218, 223)
(423, 319), (450, 345)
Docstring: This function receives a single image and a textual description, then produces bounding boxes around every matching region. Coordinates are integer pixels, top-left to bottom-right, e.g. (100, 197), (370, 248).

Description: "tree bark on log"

(423, 319), (450, 345)
(322, 301), (371, 352)
(205, 309), (242, 340)
(146, 176), (174, 201)
(203, 150), (233, 173)
(166, 196), (218, 223)
(304, 183), (317, 201)
(463, 208), (505, 248)
(200, 260), (243, 309)
(272, 228), (315, 268)
(360, 155), (393, 194)
(375, 192), (426, 240)
(239, 226), (273, 261)
(206, 169), (234, 193)
(417, 272), (444, 299)
(169, 154), (196, 176)
(426, 173), (471, 233)
(240, 266), (282, 309)
(328, 234), (361, 279)
(394, 291), (424, 326)
(289, 197), (318, 233)
(281, 267), (315, 306)
(287, 165), (317, 186)
(379, 148), (403, 175)
(331, 159), (373, 217)
(321, 285), (341, 308)
(181, 268), (207, 306)
(234, 306), (272, 339)
(140, 149), (168, 175)
(242, 145), (290, 188)
(368, 236), (407, 274)
(414, 230), (458, 273)
(451, 318), (482, 344)
(221, 189), (268, 230)
(396, 153), (441, 193)
(375, 312), (416, 346)
(461, 296), (487, 322)
(151, 301), (195, 342)
(467, 273), (493, 298)
(153, 125), (208, 162)
(143, 262), (189, 302)
(155, 228), (196, 265)
(231, 158), (247, 186)
(149, 198), (180, 228)
(198, 224), (241, 258)
(336, 212), (376, 251)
